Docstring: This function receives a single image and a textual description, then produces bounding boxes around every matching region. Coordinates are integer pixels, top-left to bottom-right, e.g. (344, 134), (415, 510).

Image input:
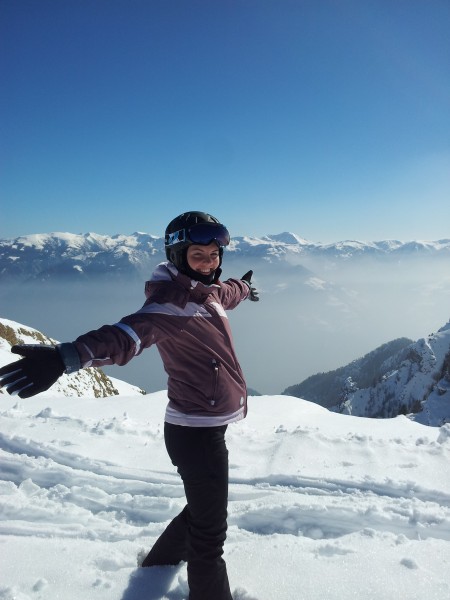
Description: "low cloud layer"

(1, 254), (449, 394)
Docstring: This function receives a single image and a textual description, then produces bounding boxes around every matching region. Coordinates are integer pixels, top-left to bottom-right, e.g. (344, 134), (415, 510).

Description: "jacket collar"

(145, 262), (220, 307)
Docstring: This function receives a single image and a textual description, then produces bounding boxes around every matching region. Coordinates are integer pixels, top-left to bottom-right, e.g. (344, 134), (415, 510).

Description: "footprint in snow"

(400, 558), (419, 569)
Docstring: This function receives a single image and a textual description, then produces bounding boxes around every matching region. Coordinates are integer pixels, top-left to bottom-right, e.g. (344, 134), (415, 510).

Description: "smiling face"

(186, 242), (221, 277)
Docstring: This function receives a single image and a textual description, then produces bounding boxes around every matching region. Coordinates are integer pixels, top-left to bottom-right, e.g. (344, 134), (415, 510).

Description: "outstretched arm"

(216, 269), (259, 309)
(0, 314), (157, 399)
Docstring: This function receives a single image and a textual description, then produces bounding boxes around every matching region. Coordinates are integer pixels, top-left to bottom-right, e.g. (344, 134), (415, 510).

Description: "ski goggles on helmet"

(165, 223), (230, 248)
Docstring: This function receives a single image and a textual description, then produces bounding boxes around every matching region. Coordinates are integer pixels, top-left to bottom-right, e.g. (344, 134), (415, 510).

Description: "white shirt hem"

(164, 404), (245, 427)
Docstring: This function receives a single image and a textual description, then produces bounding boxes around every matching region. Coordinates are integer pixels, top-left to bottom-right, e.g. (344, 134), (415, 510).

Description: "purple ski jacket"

(73, 262), (250, 427)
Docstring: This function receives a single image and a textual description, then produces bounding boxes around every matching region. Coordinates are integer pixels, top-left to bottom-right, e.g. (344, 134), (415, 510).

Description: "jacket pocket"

(210, 359), (221, 405)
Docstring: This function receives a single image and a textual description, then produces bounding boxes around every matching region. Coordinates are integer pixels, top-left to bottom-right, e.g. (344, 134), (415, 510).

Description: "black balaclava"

(180, 246), (223, 285)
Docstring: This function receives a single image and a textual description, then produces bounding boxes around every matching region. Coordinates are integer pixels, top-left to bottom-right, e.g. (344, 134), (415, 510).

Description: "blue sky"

(1, 0), (449, 243)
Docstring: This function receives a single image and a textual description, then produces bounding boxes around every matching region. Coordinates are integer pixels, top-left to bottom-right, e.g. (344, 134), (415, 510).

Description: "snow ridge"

(336, 323), (450, 425)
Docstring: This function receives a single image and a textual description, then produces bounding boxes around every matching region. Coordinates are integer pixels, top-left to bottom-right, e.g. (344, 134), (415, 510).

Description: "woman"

(0, 211), (259, 600)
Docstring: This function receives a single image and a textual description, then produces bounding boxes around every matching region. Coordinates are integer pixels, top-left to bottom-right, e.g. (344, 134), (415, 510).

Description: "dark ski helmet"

(164, 211), (230, 276)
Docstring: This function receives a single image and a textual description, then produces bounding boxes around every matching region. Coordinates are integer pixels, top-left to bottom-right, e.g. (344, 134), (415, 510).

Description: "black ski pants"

(143, 422), (233, 600)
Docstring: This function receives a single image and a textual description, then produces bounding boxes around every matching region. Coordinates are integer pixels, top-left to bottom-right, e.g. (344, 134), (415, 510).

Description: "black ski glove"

(241, 270), (260, 302)
(0, 345), (66, 398)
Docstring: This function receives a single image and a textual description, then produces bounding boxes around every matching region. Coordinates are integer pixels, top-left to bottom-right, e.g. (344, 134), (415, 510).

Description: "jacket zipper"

(210, 359), (220, 405)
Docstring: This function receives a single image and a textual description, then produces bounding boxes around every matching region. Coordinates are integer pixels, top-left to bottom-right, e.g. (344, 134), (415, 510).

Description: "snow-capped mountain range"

(285, 322), (450, 426)
(1, 231), (450, 281)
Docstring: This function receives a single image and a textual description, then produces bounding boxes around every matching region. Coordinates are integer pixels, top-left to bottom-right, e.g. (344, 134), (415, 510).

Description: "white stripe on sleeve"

(114, 322), (142, 355)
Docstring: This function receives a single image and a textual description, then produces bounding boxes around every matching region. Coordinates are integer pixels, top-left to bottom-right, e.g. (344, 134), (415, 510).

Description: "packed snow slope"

(1, 391), (450, 600)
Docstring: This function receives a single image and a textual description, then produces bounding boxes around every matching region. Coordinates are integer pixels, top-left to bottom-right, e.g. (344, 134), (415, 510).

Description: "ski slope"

(1, 392), (449, 600)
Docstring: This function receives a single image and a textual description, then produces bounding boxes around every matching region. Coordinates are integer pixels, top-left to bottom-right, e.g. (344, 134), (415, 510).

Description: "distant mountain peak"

(264, 232), (312, 245)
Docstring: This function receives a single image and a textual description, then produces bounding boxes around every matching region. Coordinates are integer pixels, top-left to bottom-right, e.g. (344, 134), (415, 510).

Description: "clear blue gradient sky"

(1, 0), (449, 242)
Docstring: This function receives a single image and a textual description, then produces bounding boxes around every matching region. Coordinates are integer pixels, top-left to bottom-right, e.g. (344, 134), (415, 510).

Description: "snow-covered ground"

(1, 392), (449, 600)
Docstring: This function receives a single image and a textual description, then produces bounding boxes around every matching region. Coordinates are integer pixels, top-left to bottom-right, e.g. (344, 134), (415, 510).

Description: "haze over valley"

(1, 231), (449, 395)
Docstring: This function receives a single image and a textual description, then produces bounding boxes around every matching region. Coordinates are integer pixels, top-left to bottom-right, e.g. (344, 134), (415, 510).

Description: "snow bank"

(1, 392), (449, 599)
